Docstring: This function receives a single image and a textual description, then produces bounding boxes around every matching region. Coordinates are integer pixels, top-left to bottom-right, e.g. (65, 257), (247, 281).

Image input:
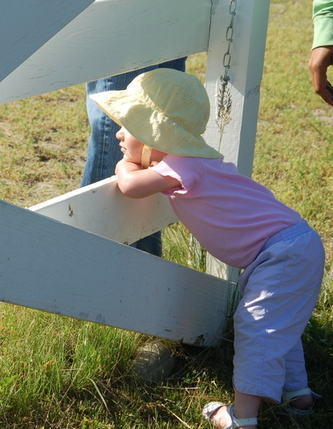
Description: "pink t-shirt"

(151, 155), (302, 268)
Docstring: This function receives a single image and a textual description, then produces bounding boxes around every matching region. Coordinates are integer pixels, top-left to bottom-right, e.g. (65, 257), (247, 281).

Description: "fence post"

(204, 0), (271, 327)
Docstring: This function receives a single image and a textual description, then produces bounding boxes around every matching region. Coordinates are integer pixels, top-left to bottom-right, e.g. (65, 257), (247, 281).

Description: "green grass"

(0, 0), (332, 427)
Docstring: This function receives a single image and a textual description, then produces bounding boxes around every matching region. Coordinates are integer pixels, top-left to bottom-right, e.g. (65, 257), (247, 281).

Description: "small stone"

(132, 340), (177, 384)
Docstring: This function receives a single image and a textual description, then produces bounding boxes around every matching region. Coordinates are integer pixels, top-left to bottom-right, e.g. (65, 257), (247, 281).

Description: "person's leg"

(282, 339), (316, 410)
(233, 230), (324, 400)
(235, 228), (324, 396)
(203, 393), (259, 428)
(204, 224), (324, 429)
(204, 226), (324, 428)
(283, 339), (308, 393)
(82, 77), (123, 185)
(82, 58), (186, 256)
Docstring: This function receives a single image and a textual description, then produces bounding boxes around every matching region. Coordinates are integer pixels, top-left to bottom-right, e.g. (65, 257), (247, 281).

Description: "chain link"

(217, 0), (237, 137)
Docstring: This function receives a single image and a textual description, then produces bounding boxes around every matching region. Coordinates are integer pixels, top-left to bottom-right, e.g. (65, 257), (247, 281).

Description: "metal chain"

(217, 0), (237, 137)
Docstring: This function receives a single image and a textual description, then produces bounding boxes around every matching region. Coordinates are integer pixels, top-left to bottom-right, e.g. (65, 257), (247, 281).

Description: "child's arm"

(115, 159), (181, 198)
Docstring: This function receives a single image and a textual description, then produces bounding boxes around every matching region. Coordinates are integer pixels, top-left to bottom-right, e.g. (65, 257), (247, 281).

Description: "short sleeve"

(150, 155), (202, 195)
(312, 0), (333, 48)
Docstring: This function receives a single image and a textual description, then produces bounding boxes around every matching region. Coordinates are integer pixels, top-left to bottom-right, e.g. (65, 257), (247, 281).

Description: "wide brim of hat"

(90, 90), (222, 159)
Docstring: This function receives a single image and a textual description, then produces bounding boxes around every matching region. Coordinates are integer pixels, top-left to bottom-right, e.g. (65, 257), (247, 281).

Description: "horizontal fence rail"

(0, 0), (212, 103)
(0, 0), (94, 82)
(30, 176), (177, 245)
(0, 200), (229, 346)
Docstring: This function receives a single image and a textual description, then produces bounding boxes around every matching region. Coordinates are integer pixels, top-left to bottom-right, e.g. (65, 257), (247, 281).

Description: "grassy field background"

(0, 0), (332, 427)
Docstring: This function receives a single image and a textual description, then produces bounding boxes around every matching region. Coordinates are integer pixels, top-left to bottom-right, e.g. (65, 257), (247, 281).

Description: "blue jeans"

(82, 58), (186, 256)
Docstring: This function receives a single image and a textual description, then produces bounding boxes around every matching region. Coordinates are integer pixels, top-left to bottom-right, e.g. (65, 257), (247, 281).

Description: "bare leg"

(290, 394), (314, 410)
(209, 390), (260, 429)
(234, 390), (261, 424)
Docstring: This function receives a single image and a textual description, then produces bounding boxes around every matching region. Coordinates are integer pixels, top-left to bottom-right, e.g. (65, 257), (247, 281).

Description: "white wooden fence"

(0, 0), (270, 346)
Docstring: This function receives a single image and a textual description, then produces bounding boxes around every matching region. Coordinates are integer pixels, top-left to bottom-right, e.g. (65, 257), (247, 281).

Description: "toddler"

(91, 68), (325, 429)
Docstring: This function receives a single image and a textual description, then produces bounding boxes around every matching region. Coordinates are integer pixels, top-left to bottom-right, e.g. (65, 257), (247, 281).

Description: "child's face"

(116, 127), (144, 164)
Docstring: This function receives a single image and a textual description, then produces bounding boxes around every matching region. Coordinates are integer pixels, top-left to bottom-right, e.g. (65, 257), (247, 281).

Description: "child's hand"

(309, 46), (333, 106)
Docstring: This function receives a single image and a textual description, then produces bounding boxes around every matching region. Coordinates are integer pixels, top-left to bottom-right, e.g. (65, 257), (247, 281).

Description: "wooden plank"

(204, 1), (270, 311)
(0, 0), (212, 103)
(0, 200), (229, 346)
(0, 0), (94, 81)
(29, 176), (177, 244)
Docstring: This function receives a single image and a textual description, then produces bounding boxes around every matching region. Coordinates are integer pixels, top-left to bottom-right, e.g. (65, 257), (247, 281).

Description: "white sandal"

(203, 402), (257, 428)
(282, 387), (321, 415)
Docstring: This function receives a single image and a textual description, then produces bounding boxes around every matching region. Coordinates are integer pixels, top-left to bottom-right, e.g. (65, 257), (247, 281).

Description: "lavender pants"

(233, 221), (325, 402)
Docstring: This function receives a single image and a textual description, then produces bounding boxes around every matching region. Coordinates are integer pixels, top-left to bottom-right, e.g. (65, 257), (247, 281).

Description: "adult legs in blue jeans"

(82, 58), (186, 256)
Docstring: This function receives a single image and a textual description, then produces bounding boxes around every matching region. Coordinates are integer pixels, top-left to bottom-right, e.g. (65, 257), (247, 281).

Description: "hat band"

(141, 144), (152, 167)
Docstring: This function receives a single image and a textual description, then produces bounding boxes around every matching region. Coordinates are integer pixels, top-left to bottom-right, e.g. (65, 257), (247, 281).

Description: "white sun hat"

(90, 68), (222, 159)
